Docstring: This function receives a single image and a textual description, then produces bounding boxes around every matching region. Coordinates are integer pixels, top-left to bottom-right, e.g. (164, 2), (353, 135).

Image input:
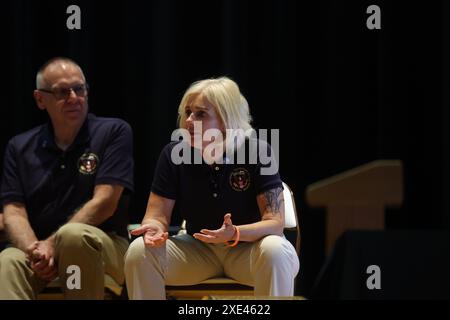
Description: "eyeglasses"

(38, 84), (89, 100)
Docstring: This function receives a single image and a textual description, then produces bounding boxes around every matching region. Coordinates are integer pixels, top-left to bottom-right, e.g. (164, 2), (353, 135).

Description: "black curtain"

(0, 0), (449, 296)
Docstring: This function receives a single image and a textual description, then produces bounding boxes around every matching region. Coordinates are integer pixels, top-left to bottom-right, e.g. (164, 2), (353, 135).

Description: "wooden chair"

(37, 274), (124, 300)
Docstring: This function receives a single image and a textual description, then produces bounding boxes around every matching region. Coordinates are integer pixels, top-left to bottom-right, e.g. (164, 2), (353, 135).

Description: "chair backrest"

(283, 182), (297, 229)
(282, 182), (301, 256)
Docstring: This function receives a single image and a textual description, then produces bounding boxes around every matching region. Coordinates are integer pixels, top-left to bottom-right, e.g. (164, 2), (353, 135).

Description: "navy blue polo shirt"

(0, 114), (134, 239)
(151, 139), (282, 235)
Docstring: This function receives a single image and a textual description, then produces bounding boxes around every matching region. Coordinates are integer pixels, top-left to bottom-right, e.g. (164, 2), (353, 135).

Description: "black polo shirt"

(0, 113), (134, 239)
(151, 139), (282, 235)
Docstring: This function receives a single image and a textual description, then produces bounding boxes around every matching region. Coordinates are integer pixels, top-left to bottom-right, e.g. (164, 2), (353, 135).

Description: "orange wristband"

(226, 226), (240, 247)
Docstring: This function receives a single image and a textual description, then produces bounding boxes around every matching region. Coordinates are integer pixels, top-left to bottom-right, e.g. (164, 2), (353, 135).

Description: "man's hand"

(131, 224), (168, 248)
(193, 213), (237, 244)
(26, 239), (58, 282)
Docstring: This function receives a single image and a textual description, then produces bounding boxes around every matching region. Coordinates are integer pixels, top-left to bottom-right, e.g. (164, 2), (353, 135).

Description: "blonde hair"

(177, 77), (253, 132)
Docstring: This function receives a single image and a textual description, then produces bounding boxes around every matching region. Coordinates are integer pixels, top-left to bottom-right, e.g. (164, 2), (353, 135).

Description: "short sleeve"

(151, 143), (179, 200)
(253, 139), (283, 194)
(1, 138), (25, 205)
(95, 121), (134, 192)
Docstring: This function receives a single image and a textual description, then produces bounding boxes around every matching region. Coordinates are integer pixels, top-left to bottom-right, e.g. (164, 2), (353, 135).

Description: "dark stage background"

(0, 0), (449, 297)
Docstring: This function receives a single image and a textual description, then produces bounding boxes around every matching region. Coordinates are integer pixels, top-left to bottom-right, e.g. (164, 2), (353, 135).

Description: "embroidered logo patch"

(229, 168), (251, 191)
(78, 153), (99, 175)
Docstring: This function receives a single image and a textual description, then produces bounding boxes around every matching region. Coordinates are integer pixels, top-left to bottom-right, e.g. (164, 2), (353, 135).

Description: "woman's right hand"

(131, 224), (169, 248)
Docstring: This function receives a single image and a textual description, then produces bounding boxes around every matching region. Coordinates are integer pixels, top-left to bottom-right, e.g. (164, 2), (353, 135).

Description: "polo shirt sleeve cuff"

(1, 194), (26, 206)
(257, 181), (284, 195)
(151, 187), (177, 200)
(95, 177), (134, 192)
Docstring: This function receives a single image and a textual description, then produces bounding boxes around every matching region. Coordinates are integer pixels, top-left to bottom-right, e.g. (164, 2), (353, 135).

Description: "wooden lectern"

(306, 160), (403, 254)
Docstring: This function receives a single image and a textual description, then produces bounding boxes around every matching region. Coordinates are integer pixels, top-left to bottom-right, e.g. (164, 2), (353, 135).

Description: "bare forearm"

(235, 186), (285, 242)
(140, 193), (174, 233)
(68, 184), (123, 226)
(142, 215), (169, 232)
(235, 219), (283, 242)
(69, 197), (114, 226)
(5, 214), (38, 252)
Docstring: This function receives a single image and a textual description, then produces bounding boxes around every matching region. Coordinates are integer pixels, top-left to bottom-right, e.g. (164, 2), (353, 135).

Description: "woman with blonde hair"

(124, 77), (299, 299)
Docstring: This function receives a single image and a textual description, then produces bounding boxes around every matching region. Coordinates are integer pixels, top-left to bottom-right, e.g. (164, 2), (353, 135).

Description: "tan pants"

(0, 223), (128, 300)
(124, 233), (300, 299)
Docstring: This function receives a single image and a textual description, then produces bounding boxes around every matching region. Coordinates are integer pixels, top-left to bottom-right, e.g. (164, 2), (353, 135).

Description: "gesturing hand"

(193, 213), (237, 244)
(131, 224), (168, 248)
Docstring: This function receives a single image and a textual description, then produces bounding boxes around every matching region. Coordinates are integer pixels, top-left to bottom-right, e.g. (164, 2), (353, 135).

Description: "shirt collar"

(39, 113), (93, 151)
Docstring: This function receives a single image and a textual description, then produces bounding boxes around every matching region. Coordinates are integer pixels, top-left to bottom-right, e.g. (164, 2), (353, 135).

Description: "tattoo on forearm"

(263, 187), (284, 217)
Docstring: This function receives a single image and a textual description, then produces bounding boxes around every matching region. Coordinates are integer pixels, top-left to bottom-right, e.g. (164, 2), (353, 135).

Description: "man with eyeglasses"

(0, 57), (134, 299)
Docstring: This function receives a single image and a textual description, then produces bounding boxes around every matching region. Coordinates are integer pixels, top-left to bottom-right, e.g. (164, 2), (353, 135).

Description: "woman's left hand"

(193, 213), (237, 243)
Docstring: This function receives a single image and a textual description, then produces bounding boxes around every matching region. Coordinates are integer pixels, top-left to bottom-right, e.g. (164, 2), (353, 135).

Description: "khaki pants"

(124, 233), (300, 299)
(0, 223), (128, 300)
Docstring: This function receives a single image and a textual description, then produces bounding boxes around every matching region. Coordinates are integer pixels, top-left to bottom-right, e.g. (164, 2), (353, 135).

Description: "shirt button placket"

(212, 166), (220, 198)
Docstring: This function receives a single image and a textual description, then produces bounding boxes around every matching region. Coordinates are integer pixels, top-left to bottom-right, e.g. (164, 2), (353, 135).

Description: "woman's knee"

(124, 237), (163, 271)
(125, 237), (146, 265)
(257, 235), (297, 264)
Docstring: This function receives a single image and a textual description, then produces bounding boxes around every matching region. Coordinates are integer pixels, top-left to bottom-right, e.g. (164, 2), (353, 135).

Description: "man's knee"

(0, 248), (28, 270)
(55, 223), (102, 252)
